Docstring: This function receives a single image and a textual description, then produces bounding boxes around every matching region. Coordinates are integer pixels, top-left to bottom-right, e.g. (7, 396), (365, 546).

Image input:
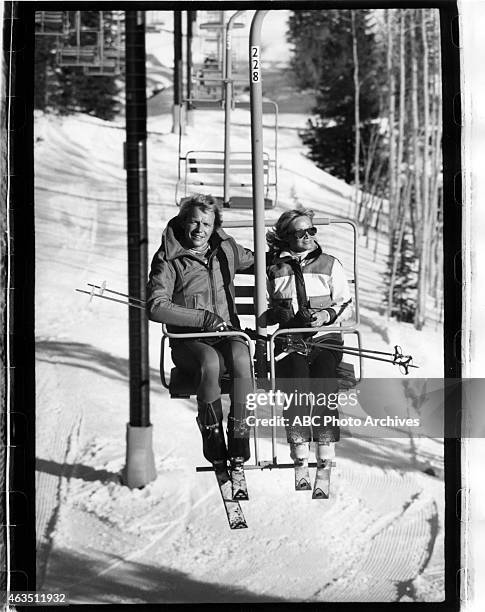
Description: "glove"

(267, 303), (293, 325)
(202, 310), (227, 332)
(309, 310), (331, 327)
(293, 308), (314, 327)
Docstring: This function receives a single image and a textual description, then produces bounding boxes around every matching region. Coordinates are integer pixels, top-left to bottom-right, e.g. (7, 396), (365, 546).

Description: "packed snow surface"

(35, 107), (444, 603)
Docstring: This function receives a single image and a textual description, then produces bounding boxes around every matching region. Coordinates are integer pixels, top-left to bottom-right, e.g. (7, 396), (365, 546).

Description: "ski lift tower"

(122, 10), (156, 488)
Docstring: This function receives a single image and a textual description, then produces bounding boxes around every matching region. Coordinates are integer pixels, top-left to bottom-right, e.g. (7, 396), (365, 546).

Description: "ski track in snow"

(36, 360), (85, 587)
(34, 109), (445, 603)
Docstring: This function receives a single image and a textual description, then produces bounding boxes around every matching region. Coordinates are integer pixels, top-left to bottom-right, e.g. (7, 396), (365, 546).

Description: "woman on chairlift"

(266, 208), (353, 497)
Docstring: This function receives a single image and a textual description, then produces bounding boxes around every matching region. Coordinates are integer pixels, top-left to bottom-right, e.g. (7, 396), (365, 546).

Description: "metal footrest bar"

(196, 461), (336, 472)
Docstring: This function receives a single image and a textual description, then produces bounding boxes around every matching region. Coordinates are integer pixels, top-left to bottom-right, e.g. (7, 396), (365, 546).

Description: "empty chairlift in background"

(57, 11), (101, 67)
(176, 150), (275, 210)
(83, 12), (124, 76)
(189, 12), (228, 107)
(176, 10), (278, 209)
(56, 10), (124, 74)
(35, 11), (70, 36)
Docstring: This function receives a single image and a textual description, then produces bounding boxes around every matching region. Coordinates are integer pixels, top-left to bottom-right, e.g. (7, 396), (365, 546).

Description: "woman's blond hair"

(266, 208), (315, 252)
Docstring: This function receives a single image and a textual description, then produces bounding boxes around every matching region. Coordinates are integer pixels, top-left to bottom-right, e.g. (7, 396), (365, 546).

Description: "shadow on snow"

(46, 548), (290, 604)
(36, 458), (120, 485)
(36, 339), (164, 390)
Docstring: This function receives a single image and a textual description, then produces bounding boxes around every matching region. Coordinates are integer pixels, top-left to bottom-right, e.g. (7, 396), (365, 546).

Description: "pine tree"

(287, 9), (383, 185)
(288, 8), (443, 328)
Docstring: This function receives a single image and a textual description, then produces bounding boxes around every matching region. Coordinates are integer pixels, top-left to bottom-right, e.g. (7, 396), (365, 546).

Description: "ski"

(214, 464), (248, 529)
(230, 459), (249, 500)
(312, 464), (332, 499)
(294, 459), (312, 491)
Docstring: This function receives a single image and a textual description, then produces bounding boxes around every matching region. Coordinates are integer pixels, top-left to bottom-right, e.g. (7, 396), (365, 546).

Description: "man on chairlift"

(146, 194), (254, 491)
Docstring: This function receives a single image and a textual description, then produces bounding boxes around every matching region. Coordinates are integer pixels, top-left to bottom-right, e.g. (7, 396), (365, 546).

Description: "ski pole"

(276, 339), (418, 374)
(296, 338), (415, 363)
(303, 339), (410, 361)
(304, 342), (418, 374)
(277, 342), (415, 367)
(86, 282), (146, 305)
(75, 288), (145, 310)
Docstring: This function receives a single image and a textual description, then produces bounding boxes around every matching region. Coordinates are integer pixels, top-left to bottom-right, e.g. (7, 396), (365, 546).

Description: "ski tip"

(312, 488), (329, 499)
(295, 479), (312, 491)
(230, 521), (248, 530)
(233, 491), (249, 500)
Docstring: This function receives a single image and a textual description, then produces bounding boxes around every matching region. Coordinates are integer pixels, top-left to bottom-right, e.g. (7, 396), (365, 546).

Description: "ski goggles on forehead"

(290, 226), (317, 239)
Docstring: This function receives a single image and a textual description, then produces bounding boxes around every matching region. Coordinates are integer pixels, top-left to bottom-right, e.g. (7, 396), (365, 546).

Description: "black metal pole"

(125, 11), (150, 427)
(172, 10), (182, 133)
(186, 10), (195, 111)
(123, 11), (156, 488)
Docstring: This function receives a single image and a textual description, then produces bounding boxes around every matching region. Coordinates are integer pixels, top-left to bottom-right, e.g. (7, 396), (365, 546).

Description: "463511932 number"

(3, 592), (69, 606)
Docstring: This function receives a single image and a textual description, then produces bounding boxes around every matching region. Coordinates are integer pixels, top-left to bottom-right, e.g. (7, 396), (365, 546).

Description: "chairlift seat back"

(176, 150), (275, 208)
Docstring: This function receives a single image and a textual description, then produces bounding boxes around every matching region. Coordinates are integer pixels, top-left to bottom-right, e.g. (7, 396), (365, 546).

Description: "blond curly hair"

(266, 208), (315, 253)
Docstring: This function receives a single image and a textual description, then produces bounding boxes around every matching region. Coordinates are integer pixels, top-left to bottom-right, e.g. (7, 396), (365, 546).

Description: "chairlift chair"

(57, 10), (123, 70)
(177, 88), (279, 208)
(58, 45), (99, 67)
(159, 218), (362, 470)
(35, 11), (69, 36)
(57, 11), (101, 67)
(175, 150), (276, 210)
(84, 62), (123, 76)
(190, 67), (224, 106)
(267, 217), (363, 387)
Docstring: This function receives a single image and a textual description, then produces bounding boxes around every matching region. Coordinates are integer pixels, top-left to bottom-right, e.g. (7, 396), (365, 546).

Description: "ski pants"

(171, 336), (253, 406)
(276, 340), (343, 444)
(172, 337), (252, 460)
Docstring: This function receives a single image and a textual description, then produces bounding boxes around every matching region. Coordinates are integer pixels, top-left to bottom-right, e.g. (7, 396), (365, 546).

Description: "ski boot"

(227, 414), (250, 500)
(196, 399), (227, 464)
(290, 441), (311, 491)
(312, 441), (335, 499)
(229, 457), (248, 501)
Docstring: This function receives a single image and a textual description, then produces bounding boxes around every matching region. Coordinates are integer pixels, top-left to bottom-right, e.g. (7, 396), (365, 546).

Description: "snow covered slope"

(34, 108), (444, 603)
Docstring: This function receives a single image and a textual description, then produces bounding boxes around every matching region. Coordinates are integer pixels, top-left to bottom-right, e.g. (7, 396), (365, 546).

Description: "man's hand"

(309, 310), (331, 327)
(202, 311), (227, 332)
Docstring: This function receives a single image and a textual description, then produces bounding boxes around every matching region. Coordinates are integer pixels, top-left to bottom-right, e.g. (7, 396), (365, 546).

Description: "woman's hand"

(309, 310), (331, 327)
